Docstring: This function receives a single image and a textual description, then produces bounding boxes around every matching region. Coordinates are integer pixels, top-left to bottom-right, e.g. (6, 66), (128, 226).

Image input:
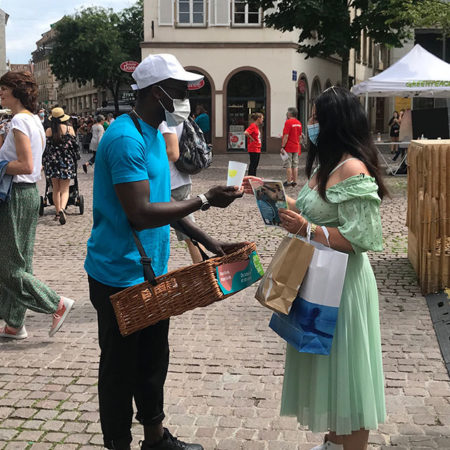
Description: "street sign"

(120, 61), (139, 73)
(292, 70), (297, 81)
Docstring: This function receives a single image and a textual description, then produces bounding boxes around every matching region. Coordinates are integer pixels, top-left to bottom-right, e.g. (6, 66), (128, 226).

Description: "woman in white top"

(158, 120), (203, 264)
(82, 114), (104, 173)
(0, 71), (74, 340)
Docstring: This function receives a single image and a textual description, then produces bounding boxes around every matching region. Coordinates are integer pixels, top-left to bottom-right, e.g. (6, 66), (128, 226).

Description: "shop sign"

(292, 70), (297, 81)
(121, 92), (135, 101)
(120, 61), (139, 73)
(298, 79), (306, 94)
(188, 79), (205, 90)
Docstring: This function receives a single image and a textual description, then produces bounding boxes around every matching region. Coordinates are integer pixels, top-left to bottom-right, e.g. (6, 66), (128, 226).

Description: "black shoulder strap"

(128, 111), (144, 137)
(131, 228), (157, 286)
(127, 111), (158, 285)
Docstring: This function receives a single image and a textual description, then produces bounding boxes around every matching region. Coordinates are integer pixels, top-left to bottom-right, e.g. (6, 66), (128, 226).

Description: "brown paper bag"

(255, 235), (314, 314)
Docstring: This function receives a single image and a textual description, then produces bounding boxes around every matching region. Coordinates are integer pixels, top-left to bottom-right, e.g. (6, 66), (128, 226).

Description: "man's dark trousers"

(88, 276), (170, 449)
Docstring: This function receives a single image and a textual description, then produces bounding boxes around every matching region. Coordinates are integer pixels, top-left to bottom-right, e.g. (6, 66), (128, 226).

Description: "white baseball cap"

(131, 54), (203, 90)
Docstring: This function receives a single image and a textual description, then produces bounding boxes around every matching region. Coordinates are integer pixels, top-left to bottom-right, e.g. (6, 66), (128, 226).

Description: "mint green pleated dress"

(280, 174), (386, 435)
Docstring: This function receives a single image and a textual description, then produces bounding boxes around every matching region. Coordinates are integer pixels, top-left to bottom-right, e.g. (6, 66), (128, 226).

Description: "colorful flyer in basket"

(216, 251), (264, 295)
(249, 179), (288, 227)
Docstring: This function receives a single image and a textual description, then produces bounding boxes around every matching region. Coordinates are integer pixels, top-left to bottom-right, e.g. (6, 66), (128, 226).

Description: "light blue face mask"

(307, 123), (320, 146)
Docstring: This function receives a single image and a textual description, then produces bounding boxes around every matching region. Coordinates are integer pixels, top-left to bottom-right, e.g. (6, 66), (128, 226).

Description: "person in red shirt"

(245, 112), (264, 176)
(281, 107), (302, 187)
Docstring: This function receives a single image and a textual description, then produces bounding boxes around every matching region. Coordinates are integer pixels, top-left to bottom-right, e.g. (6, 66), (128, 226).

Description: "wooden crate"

(407, 140), (450, 294)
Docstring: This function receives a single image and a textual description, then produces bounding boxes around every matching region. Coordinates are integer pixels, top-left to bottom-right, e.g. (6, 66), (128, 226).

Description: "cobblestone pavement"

(1, 153), (449, 450)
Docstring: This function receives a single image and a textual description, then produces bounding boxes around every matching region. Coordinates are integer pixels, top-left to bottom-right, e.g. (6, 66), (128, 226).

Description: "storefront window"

(227, 71), (266, 152)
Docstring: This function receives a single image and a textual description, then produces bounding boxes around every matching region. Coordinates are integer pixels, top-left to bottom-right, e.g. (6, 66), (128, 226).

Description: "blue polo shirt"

(84, 114), (171, 288)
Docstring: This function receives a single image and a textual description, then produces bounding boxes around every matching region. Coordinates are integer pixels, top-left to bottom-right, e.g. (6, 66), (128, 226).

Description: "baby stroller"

(39, 165), (84, 216)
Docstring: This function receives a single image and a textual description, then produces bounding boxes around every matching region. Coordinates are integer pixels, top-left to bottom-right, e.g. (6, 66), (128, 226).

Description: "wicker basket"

(110, 242), (256, 336)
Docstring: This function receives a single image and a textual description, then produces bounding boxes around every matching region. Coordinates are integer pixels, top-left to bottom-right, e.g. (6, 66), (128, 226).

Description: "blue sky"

(1, 0), (136, 63)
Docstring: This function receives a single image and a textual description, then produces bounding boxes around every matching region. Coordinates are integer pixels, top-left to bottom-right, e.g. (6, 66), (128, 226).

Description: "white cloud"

(2, 0), (136, 63)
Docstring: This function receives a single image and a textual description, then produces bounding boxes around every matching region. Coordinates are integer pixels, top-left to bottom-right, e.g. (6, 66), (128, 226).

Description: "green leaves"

(247, 0), (448, 86)
(49, 2), (143, 113)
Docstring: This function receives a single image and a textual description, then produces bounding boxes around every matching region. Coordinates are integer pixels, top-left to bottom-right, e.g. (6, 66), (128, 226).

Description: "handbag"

(175, 117), (212, 174)
(269, 226), (348, 355)
(255, 234), (314, 314)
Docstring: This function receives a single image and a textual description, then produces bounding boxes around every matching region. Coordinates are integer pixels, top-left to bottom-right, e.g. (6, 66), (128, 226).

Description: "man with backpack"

(84, 54), (244, 450)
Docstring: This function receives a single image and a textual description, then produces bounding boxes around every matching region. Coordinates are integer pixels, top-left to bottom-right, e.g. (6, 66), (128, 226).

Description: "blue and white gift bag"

(269, 235), (348, 355)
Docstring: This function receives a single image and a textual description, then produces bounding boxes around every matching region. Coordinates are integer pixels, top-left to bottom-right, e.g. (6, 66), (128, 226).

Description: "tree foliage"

(247, 0), (447, 87)
(400, 0), (450, 35)
(49, 1), (143, 114)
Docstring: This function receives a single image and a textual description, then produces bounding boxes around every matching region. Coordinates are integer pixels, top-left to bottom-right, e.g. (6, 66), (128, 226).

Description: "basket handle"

(172, 219), (210, 262)
(131, 228), (158, 286)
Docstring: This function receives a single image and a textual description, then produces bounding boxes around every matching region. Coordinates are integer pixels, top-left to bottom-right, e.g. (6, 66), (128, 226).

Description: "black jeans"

(248, 152), (260, 177)
(88, 276), (170, 449)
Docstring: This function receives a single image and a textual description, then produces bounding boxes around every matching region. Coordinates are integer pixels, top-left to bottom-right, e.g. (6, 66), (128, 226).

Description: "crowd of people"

(0, 55), (387, 450)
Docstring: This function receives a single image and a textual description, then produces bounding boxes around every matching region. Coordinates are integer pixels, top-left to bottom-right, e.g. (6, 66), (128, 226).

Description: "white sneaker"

(0, 325), (28, 340)
(311, 441), (344, 450)
(49, 297), (74, 337)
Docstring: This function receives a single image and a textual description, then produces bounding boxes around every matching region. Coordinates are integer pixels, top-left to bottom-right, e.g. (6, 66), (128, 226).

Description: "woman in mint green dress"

(244, 87), (388, 450)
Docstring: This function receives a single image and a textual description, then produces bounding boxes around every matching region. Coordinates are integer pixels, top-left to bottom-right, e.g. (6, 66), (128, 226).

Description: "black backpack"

(175, 117), (212, 175)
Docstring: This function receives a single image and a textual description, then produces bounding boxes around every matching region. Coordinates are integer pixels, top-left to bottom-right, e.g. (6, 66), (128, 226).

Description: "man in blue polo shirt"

(85, 54), (243, 450)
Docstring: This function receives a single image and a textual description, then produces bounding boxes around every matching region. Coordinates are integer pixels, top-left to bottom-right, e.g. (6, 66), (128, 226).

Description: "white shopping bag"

(270, 228), (348, 355)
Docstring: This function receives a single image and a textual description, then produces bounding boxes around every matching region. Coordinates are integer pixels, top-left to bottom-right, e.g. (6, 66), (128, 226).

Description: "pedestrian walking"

(43, 107), (80, 224)
(0, 71), (74, 340)
(245, 112), (264, 176)
(244, 86), (387, 450)
(83, 115), (104, 173)
(158, 120), (203, 264)
(84, 53), (244, 450)
(281, 107), (302, 187)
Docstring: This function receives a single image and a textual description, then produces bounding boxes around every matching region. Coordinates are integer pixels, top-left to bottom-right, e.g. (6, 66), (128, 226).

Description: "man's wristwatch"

(197, 193), (211, 211)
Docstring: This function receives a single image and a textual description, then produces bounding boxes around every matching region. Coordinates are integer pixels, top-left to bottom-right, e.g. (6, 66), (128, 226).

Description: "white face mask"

(158, 86), (190, 127)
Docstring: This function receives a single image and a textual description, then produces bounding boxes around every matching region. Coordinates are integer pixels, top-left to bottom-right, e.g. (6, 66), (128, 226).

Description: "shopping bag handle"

(306, 223), (331, 247)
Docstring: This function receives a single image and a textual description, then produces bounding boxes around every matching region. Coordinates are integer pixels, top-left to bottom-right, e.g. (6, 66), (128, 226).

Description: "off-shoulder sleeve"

(327, 176), (383, 254)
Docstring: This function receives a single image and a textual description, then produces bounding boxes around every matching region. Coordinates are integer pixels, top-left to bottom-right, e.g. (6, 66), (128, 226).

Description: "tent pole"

(365, 92), (369, 114)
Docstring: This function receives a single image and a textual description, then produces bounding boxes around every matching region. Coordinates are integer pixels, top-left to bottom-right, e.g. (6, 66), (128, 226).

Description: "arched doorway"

(226, 70), (266, 152)
(310, 77), (322, 114)
(297, 75), (309, 126)
(186, 69), (213, 143)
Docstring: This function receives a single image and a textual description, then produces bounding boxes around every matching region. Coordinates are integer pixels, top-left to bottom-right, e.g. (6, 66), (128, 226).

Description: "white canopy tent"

(351, 44), (450, 100)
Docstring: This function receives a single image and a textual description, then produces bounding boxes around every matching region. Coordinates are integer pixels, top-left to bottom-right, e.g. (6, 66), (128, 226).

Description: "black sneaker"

(283, 181), (292, 187)
(291, 182), (297, 187)
(140, 429), (203, 450)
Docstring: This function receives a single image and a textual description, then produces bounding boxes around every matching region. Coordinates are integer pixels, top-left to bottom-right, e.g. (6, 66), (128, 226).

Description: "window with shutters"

(232, 0), (261, 26)
(177, 0), (206, 26)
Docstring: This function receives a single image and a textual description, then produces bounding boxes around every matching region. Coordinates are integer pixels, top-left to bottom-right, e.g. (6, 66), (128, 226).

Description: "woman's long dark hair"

(50, 118), (64, 144)
(306, 86), (388, 200)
